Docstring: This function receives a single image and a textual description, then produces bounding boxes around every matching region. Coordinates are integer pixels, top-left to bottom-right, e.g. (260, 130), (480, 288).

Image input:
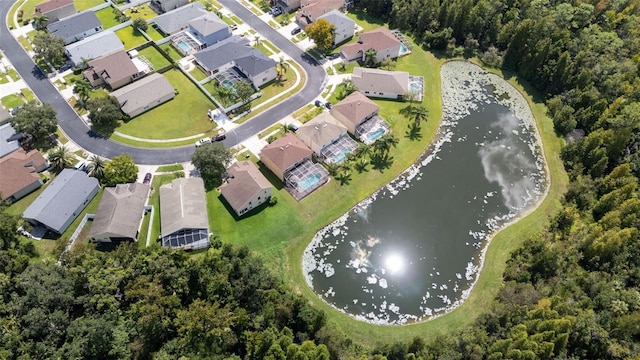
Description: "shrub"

(269, 196), (278, 206)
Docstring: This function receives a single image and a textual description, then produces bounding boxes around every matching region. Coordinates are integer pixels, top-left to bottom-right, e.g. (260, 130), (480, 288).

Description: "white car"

(195, 138), (212, 147)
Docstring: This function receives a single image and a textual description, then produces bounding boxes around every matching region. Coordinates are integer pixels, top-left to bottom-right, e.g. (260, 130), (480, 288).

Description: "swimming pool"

(222, 80), (235, 89)
(328, 150), (347, 164)
(410, 82), (421, 93)
(400, 43), (408, 54)
(177, 40), (192, 54)
(298, 173), (322, 191)
(367, 127), (386, 141)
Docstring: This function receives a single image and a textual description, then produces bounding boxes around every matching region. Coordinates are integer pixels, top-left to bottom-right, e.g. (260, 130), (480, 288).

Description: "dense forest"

(3, 0), (640, 358)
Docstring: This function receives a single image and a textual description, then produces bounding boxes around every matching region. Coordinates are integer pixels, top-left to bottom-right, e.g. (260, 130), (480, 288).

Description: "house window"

(258, 196), (261, 200)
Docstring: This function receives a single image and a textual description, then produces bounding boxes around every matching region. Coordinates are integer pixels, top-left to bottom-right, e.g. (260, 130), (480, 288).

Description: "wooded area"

(2, 0), (640, 358)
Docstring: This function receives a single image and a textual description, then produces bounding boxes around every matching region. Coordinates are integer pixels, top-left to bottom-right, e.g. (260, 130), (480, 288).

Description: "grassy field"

(108, 133), (204, 148)
(94, 7), (120, 30)
(159, 43), (184, 62)
(123, 4), (157, 21)
(1, 93), (25, 109)
(143, 26), (165, 41)
(74, 0), (105, 12)
(157, 164), (184, 172)
(114, 69), (217, 139)
(189, 66), (209, 81)
(115, 26), (148, 50)
(138, 46), (171, 69)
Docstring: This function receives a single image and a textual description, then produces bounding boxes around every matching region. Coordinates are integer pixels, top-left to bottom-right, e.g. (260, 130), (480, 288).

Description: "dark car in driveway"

(324, 101), (332, 109)
(291, 27), (301, 35)
(213, 133), (227, 142)
(143, 173), (152, 184)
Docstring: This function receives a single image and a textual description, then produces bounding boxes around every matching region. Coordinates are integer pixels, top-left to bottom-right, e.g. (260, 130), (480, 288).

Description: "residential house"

(82, 50), (144, 90)
(152, 2), (206, 35)
(193, 36), (277, 88)
(259, 133), (313, 181)
(296, 112), (349, 157)
(160, 177), (209, 250)
(46, 11), (102, 45)
(34, 0), (76, 26)
(275, 0), (300, 12)
(330, 90), (380, 134)
(351, 67), (409, 100)
(89, 183), (150, 243)
(0, 123), (20, 158)
(317, 10), (355, 45)
(111, 73), (175, 117)
(295, 0), (344, 28)
(340, 27), (402, 64)
(23, 169), (99, 234)
(65, 31), (124, 66)
(0, 149), (47, 202)
(151, 0), (189, 13)
(220, 161), (272, 216)
(188, 12), (231, 47)
(0, 107), (11, 125)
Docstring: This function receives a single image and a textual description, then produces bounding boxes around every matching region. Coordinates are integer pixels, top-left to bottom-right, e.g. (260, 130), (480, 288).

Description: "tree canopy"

(191, 142), (232, 190)
(305, 19), (335, 51)
(10, 101), (57, 150)
(32, 32), (66, 67)
(103, 154), (138, 186)
(86, 96), (123, 131)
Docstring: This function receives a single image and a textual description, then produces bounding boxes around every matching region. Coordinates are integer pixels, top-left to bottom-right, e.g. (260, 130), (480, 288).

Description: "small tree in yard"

(10, 101), (57, 150)
(305, 18), (335, 52)
(47, 146), (75, 173)
(73, 78), (93, 104)
(103, 154), (138, 186)
(86, 96), (123, 130)
(191, 143), (232, 190)
(234, 81), (254, 111)
(33, 32), (66, 67)
(132, 18), (148, 32)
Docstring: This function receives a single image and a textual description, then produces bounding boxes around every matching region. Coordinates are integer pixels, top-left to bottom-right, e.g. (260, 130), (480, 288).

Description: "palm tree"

(404, 105), (428, 129)
(73, 78), (93, 104)
(87, 155), (107, 181)
(254, 35), (261, 47)
(277, 57), (289, 80)
(32, 14), (48, 30)
(364, 48), (377, 67)
(355, 143), (372, 159)
(47, 145), (75, 173)
(217, 83), (235, 106)
(325, 162), (340, 177)
(374, 133), (398, 160)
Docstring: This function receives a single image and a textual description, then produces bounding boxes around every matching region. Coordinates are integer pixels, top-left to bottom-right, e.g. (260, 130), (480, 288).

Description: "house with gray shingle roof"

(64, 31), (124, 66)
(296, 112), (349, 156)
(23, 169), (99, 234)
(111, 73), (175, 117)
(152, 0), (189, 13)
(160, 177), (209, 250)
(330, 90), (380, 133)
(351, 67), (409, 100)
(89, 182), (150, 243)
(35, 0), (76, 26)
(193, 36), (277, 88)
(188, 12), (231, 46)
(0, 123), (20, 158)
(317, 10), (355, 45)
(47, 11), (102, 45)
(220, 161), (272, 216)
(152, 2), (206, 35)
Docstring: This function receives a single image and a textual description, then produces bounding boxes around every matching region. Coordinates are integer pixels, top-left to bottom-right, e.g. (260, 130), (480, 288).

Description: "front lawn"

(138, 46), (172, 69)
(114, 69), (217, 139)
(115, 26), (148, 50)
(94, 7), (121, 30)
(1, 93), (25, 109)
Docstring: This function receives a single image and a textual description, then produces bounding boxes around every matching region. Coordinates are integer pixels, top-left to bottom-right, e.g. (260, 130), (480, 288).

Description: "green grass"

(0, 74), (8, 84)
(108, 132), (204, 148)
(74, 0), (105, 12)
(1, 93), (25, 109)
(336, 60), (358, 74)
(123, 5), (156, 21)
(94, 7), (120, 29)
(159, 43), (184, 62)
(258, 123), (283, 139)
(255, 42), (274, 56)
(221, 15), (236, 26)
(143, 26), (165, 41)
(138, 46), (171, 69)
(157, 164), (184, 172)
(6, 179), (49, 216)
(189, 66), (209, 81)
(113, 69), (217, 140)
(56, 128), (70, 144)
(35, 58), (51, 74)
(17, 35), (32, 51)
(347, 8), (388, 32)
(21, 88), (35, 102)
(230, 15), (242, 24)
(115, 26), (148, 50)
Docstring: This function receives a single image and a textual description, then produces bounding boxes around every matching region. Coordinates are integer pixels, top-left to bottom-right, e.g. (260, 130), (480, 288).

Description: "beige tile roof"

(351, 67), (409, 95)
(83, 50), (138, 88)
(331, 90), (379, 125)
(220, 161), (272, 212)
(296, 112), (347, 149)
(160, 177), (208, 237)
(340, 27), (401, 59)
(259, 133), (313, 173)
(89, 183), (150, 240)
(299, 0), (344, 21)
(111, 73), (175, 116)
(0, 149), (45, 200)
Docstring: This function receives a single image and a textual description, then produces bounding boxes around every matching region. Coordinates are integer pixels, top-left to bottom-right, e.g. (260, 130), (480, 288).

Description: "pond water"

(302, 62), (548, 325)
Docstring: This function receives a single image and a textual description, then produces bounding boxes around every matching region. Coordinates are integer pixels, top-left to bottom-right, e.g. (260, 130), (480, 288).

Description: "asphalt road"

(0, 0), (325, 165)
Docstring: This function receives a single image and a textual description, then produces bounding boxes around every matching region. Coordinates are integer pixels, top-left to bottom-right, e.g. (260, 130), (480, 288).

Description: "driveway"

(0, 0), (325, 165)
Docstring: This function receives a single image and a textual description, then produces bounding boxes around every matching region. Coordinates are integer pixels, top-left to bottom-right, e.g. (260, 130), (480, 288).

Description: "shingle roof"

(159, 177), (208, 237)
(296, 112), (347, 150)
(189, 12), (228, 36)
(0, 123), (20, 158)
(35, 0), (73, 14)
(193, 38), (276, 77)
(0, 107), (11, 125)
(330, 90), (379, 126)
(65, 31), (124, 65)
(47, 11), (101, 41)
(111, 73), (175, 116)
(299, 0), (344, 21)
(0, 149), (45, 200)
(259, 133), (313, 173)
(83, 50), (138, 88)
(220, 161), (272, 212)
(351, 67), (409, 96)
(89, 182), (149, 240)
(318, 9), (354, 30)
(23, 169), (99, 233)
(340, 27), (401, 59)
(153, 2), (206, 34)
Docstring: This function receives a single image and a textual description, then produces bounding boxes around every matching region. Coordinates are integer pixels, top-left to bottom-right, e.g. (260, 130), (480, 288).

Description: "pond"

(302, 61), (549, 325)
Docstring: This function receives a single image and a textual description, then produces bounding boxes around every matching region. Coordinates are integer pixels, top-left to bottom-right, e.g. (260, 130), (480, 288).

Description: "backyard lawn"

(189, 66), (209, 81)
(159, 42), (184, 62)
(143, 26), (165, 41)
(74, 0), (105, 11)
(114, 69), (217, 139)
(138, 46), (171, 70)
(94, 7), (120, 29)
(123, 4), (157, 20)
(116, 26), (149, 50)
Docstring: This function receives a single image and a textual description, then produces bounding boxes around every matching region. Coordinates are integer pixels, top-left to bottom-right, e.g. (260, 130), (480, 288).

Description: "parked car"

(324, 101), (333, 109)
(314, 100), (322, 107)
(291, 27), (301, 35)
(212, 133), (227, 142)
(59, 63), (72, 72)
(195, 138), (212, 147)
(143, 173), (152, 184)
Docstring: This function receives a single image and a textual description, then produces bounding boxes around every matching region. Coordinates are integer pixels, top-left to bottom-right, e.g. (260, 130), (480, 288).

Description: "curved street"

(0, 0), (326, 165)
